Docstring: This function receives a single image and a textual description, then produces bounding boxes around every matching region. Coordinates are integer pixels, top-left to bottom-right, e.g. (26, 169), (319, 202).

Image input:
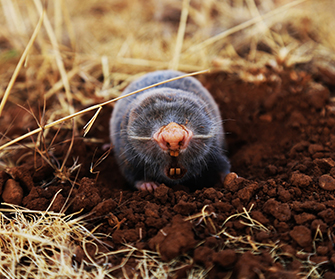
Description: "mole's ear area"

(153, 122), (193, 153)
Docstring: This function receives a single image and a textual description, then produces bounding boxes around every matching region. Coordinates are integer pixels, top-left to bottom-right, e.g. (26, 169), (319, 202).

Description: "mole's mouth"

(165, 160), (187, 180)
(166, 167), (187, 179)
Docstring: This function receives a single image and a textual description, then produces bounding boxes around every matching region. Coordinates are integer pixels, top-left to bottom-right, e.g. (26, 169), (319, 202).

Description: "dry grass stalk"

(33, 0), (74, 115)
(44, 63), (96, 99)
(0, 9), (44, 116)
(0, 69), (209, 151)
(169, 0), (190, 70)
(0, 204), (109, 278)
(186, 0), (308, 54)
(100, 244), (207, 279)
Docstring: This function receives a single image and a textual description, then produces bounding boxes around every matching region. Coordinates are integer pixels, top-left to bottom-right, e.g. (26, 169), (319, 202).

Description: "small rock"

(173, 200), (197, 215)
(294, 212), (316, 224)
(310, 255), (328, 265)
(212, 249), (237, 267)
(0, 171), (8, 195)
(290, 71), (299, 81)
(112, 229), (139, 243)
(318, 208), (335, 223)
(319, 175), (335, 191)
(193, 246), (214, 267)
(314, 158), (335, 170)
(148, 216), (196, 262)
(203, 187), (222, 201)
(91, 198), (118, 218)
(250, 211), (270, 225)
(289, 226), (312, 247)
(325, 200), (335, 209)
(289, 111), (307, 127)
(263, 199), (291, 222)
(144, 203), (160, 218)
(237, 182), (258, 202)
(5, 166), (34, 191)
(154, 184), (170, 204)
(73, 245), (85, 263)
(278, 186), (291, 202)
(224, 175), (245, 193)
(306, 83), (330, 110)
(223, 172), (238, 186)
(308, 144), (324, 155)
(275, 221), (290, 233)
(316, 246), (328, 256)
(259, 114), (272, 122)
(290, 171), (312, 188)
(290, 141), (309, 153)
(2, 179), (23, 205)
(324, 271), (335, 279)
(311, 219), (327, 233)
(265, 164), (278, 175)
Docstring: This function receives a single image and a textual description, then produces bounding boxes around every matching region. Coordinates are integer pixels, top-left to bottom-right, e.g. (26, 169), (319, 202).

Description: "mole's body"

(110, 70), (230, 190)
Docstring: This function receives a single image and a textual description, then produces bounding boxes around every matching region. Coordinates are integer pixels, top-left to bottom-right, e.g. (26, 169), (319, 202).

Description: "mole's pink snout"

(153, 122), (193, 156)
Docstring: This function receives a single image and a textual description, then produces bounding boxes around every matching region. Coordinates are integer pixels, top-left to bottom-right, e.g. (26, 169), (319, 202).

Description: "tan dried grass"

(0, 203), (108, 278)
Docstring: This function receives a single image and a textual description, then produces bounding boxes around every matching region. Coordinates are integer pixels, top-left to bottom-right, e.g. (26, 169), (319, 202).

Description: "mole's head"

(125, 89), (222, 185)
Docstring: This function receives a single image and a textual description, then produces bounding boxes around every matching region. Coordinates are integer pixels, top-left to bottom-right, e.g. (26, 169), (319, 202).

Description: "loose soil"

(1, 67), (335, 278)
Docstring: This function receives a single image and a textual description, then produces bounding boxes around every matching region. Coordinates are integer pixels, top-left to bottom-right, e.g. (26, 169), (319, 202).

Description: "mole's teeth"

(169, 150), (179, 157)
(169, 168), (175, 176)
(175, 168), (181, 175)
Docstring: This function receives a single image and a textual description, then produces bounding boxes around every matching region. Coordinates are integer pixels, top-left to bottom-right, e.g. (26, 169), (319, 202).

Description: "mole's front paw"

(135, 181), (159, 191)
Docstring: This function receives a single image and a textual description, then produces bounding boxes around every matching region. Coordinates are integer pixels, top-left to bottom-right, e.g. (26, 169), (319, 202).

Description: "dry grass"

(0, 203), (107, 278)
(0, 203), (326, 278)
(0, 202), (208, 278)
(0, 0), (335, 277)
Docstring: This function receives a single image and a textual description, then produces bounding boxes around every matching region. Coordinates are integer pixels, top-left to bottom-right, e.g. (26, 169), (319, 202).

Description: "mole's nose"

(153, 122), (193, 153)
(161, 124), (185, 150)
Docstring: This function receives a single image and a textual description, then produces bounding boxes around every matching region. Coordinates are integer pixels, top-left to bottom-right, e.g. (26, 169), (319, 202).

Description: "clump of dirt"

(1, 68), (335, 278)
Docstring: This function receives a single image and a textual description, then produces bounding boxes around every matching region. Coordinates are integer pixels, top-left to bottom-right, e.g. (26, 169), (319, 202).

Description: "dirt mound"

(1, 68), (335, 278)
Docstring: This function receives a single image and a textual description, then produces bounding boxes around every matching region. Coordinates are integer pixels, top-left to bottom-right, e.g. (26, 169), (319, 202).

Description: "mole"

(110, 70), (230, 191)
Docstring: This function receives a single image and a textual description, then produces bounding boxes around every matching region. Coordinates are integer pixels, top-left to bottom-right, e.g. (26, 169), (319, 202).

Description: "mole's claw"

(135, 181), (158, 191)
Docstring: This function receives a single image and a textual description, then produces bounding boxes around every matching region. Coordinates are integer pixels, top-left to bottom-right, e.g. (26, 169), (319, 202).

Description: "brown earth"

(1, 67), (335, 278)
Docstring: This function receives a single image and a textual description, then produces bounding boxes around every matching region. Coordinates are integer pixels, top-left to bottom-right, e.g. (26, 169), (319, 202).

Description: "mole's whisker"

(128, 135), (152, 140)
(193, 134), (214, 139)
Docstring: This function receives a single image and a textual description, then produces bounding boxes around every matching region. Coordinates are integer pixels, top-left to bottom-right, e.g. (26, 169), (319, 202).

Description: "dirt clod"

(318, 174), (335, 190)
(2, 179), (23, 205)
(289, 226), (312, 248)
(148, 215), (196, 261)
(212, 249), (237, 267)
(290, 171), (312, 188)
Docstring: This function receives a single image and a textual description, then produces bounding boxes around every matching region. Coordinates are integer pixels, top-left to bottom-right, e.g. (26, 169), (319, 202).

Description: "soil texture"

(1, 68), (335, 278)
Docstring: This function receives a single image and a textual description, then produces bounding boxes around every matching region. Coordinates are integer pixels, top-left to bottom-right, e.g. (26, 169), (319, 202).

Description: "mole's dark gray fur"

(110, 70), (230, 188)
